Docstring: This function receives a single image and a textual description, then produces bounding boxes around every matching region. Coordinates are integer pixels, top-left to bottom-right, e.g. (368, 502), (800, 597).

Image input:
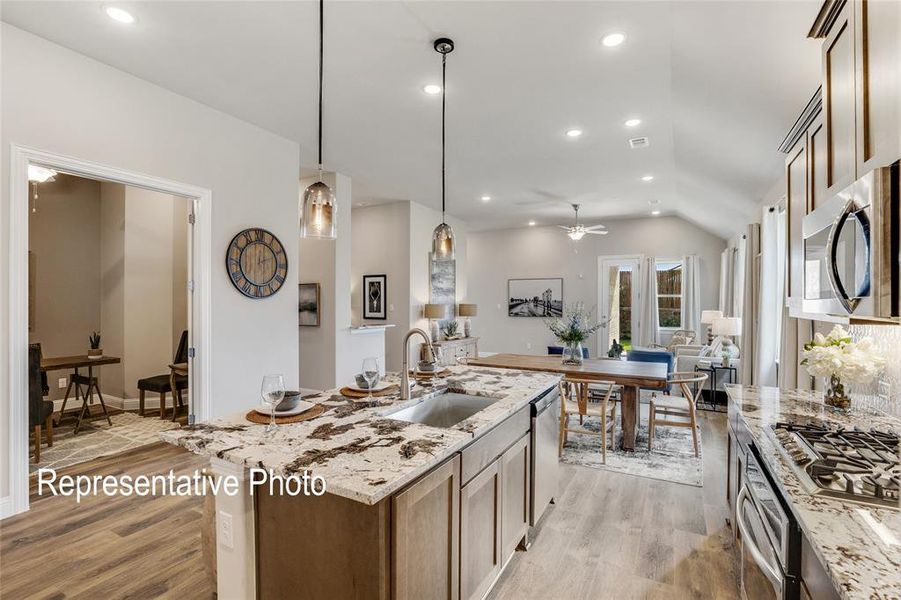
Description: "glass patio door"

(597, 255), (641, 357)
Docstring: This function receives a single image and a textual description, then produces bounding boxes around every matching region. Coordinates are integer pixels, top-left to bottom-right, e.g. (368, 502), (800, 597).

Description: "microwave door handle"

(736, 486), (783, 589)
(826, 208), (856, 313)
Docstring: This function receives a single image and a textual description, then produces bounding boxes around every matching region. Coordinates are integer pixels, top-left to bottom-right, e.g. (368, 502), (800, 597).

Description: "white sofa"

(673, 337), (741, 390)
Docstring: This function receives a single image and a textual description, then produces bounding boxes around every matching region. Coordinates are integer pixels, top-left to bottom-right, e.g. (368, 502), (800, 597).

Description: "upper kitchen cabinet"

(810, 0), (901, 193)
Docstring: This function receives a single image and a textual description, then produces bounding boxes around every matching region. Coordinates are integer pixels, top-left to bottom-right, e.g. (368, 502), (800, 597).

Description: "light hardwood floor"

(488, 411), (740, 599)
(1, 412), (737, 600)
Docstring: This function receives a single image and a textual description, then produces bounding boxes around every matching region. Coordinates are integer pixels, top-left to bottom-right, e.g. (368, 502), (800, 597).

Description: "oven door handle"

(736, 486), (783, 589)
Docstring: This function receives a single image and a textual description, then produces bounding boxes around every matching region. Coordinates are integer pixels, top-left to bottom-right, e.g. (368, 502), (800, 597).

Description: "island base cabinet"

(500, 434), (530, 560)
(460, 460), (502, 600)
(392, 455), (460, 600)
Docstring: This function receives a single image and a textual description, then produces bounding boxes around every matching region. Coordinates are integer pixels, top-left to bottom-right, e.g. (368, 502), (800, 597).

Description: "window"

(656, 260), (682, 328)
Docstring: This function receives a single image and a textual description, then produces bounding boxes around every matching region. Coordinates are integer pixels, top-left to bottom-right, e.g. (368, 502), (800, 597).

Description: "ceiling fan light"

(28, 165), (57, 183)
(568, 230), (585, 241)
(301, 180), (337, 239)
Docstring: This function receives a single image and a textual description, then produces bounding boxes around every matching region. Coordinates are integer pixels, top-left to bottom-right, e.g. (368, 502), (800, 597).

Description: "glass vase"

(824, 374), (851, 412)
(562, 342), (584, 366)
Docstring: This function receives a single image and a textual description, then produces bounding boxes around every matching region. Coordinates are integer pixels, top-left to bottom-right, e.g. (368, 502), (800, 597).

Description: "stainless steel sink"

(386, 392), (497, 428)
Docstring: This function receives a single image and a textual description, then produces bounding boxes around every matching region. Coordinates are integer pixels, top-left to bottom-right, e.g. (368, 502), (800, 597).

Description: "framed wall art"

(508, 278), (563, 317)
(299, 283), (321, 327)
(363, 274), (387, 320)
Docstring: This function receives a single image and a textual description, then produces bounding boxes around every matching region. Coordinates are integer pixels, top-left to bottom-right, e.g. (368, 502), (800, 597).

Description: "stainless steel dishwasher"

(530, 385), (560, 526)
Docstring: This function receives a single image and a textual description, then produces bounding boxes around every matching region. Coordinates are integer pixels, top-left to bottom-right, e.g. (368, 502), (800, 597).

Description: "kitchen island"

(161, 365), (561, 599)
(726, 385), (901, 600)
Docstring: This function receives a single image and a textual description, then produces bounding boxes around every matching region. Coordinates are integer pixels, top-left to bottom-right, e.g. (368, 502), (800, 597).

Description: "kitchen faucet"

(401, 328), (437, 400)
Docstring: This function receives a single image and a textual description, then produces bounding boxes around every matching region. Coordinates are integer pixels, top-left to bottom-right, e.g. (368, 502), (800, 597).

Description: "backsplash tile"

(849, 324), (901, 417)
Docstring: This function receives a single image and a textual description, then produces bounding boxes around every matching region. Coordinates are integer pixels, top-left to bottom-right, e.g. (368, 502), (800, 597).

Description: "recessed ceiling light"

(104, 6), (136, 24)
(651, 210), (661, 216)
(422, 84), (441, 95)
(528, 220), (537, 226)
(624, 118), (641, 127)
(565, 128), (583, 138)
(601, 32), (626, 47)
(480, 195), (491, 202)
(641, 175), (654, 182)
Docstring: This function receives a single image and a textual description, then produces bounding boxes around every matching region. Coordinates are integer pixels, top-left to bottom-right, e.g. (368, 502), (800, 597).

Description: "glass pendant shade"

(432, 222), (455, 261)
(301, 180), (337, 239)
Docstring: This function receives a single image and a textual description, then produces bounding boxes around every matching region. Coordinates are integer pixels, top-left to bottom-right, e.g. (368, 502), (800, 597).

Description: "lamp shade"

(424, 303), (446, 319)
(458, 303), (478, 317)
(712, 317), (742, 336)
(700, 309), (723, 324)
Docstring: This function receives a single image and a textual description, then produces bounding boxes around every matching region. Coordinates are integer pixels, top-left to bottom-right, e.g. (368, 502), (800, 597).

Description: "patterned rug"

(30, 412), (180, 473)
(560, 414), (703, 487)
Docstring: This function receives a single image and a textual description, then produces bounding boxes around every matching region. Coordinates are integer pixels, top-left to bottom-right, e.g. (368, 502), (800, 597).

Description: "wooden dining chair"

(647, 371), (708, 457)
(559, 377), (619, 463)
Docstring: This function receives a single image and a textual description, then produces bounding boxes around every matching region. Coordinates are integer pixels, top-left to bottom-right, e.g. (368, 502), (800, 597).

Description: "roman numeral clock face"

(226, 228), (288, 299)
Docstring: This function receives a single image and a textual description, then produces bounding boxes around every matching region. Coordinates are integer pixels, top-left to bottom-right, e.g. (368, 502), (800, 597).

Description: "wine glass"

(361, 357), (379, 400)
(260, 374), (286, 435)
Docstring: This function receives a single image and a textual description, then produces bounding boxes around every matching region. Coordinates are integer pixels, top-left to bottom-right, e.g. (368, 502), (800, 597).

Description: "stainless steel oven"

(802, 163), (899, 320)
(736, 446), (800, 600)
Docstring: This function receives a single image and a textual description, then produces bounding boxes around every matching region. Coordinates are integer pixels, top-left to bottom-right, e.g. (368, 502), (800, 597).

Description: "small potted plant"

(442, 320), (460, 340)
(88, 331), (102, 359)
(801, 325), (884, 412)
(546, 303), (604, 365)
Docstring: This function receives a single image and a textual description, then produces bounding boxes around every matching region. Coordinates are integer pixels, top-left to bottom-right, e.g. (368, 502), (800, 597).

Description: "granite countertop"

(725, 385), (901, 600)
(160, 366), (560, 505)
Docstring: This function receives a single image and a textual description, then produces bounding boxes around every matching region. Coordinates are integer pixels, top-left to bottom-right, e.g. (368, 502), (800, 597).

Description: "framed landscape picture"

(299, 283), (320, 326)
(508, 278), (563, 317)
(363, 274), (387, 320)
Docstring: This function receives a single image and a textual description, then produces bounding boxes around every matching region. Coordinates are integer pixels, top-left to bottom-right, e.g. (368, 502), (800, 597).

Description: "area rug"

(560, 415), (703, 487)
(29, 412), (180, 473)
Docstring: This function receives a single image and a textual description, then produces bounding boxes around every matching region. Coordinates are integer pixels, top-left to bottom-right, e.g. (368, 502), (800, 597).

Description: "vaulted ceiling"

(1, 1), (823, 238)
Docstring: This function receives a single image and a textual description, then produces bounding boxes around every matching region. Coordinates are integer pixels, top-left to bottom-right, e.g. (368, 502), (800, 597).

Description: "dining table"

(466, 353), (669, 451)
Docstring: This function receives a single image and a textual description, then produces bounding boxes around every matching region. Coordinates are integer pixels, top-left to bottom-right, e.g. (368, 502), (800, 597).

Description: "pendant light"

(301, 0), (337, 239)
(431, 38), (455, 261)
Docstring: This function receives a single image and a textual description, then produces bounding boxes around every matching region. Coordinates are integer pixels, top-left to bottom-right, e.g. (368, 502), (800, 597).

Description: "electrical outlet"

(389, 303), (394, 312)
(218, 510), (234, 549)
(58, 377), (67, 389)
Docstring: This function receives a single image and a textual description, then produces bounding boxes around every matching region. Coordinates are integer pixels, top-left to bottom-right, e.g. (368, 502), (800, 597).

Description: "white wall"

(467, 216), (725, 357)
(1, 25), (301, 502)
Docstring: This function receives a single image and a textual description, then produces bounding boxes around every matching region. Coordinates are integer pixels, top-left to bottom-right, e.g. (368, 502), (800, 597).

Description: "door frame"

(6, 144), (213, 518)
(597, 254), (643, 357)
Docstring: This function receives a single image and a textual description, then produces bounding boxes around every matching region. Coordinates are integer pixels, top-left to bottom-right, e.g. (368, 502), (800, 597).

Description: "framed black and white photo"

(363, 274), (387, 320)
(508, 278), (563, 317)
(298, 283), (320, 326)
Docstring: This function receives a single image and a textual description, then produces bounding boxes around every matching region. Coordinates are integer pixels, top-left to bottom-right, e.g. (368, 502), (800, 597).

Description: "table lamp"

(712, 316), (742, 366)
(700, 309), (724, 345)
(458, 303), (478, 337)
(423, 303), (446, 342)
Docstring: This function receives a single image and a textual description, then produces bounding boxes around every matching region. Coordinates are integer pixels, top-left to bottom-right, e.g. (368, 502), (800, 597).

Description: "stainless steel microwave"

(802, 163), (899, 320)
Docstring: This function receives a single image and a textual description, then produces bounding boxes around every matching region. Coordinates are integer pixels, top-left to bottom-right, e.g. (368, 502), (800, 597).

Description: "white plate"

(254, 400), (316, 417)
(346, 381), (393, 393)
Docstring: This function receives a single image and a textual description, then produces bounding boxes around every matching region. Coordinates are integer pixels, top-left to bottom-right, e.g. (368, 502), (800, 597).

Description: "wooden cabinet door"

(460, 459), (502, 600)
(785, 141), (808, 302)
(392, 455), (460, 600)
(822, 1), (858, 195)
(855, 0), (901, 174)
(500, 434), (530, 561)
(807, 115), (827, 212)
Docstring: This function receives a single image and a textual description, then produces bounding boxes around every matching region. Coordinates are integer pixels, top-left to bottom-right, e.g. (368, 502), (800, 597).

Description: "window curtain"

(636, 256), (660, 347)
(719, 249), (733, 314)
(739, 225), (759, 386)
(756, 208), (782, 386)
(733, 237), (746, 319)
(681, 254), (701, 337)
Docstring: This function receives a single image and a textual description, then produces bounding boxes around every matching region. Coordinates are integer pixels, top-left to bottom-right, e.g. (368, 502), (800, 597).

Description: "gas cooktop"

(769, 420), (899, 510)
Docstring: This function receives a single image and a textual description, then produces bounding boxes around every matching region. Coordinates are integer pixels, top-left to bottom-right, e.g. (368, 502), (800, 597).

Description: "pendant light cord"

(441, 51), (447, 224)
(317, 0), (324, 173)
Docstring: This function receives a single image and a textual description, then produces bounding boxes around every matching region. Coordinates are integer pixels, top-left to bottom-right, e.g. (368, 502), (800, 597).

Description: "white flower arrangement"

(801, 325), (885, 384)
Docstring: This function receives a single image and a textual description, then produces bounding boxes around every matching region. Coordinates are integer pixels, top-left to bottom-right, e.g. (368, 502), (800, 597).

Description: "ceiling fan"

(558, 204), (607, 241)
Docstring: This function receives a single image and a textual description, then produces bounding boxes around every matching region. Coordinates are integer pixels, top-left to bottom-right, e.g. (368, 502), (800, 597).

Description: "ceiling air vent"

(628, 136), (650, 149)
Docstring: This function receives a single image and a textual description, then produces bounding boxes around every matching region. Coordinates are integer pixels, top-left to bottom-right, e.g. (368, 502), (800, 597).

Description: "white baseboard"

(51, 394), (190, 413)
(0, 496), (13, 520)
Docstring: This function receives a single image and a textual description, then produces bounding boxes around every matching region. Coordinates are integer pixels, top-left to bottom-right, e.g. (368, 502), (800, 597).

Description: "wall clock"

(226, 228), (288, 299)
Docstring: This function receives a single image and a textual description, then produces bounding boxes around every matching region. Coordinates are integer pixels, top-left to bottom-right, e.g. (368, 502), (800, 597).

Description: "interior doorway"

(7, 145), (212, 518)
(597, 255), (642, 357)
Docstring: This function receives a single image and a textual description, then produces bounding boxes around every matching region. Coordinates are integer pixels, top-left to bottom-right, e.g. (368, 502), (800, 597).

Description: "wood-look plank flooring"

(2, 442), (213, 600)
(2, 412), (737, 600)
(488, 411), (740, 599)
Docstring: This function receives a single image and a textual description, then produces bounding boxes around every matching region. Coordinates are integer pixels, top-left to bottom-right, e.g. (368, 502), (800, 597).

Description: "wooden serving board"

(409, 368), (452, 380)
(339, 385), (400, 399)
(245, 404), (325, 424)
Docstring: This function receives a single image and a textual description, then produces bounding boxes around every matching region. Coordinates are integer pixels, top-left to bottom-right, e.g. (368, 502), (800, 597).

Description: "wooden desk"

(466, 353), (669, 450)
(41, 355), (121, 433)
